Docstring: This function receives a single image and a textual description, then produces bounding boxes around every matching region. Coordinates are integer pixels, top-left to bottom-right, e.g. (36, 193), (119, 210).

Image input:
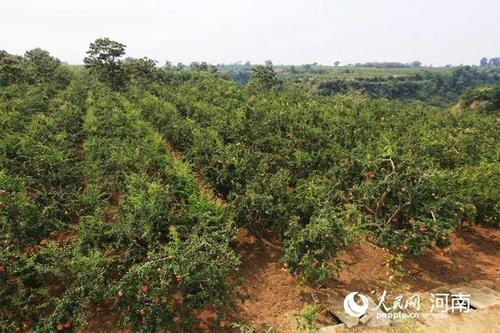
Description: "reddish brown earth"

(230, 225), (500, 332)
(398, 226), (499, 292)
(81, 225), (499, 332)
(229, 228), (317, 332)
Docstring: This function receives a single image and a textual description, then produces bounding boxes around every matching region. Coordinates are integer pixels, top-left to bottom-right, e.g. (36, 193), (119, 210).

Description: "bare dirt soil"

(81, 225), (499, 332)
(229, 228), (316, 332)
(230, 225), (500, 332)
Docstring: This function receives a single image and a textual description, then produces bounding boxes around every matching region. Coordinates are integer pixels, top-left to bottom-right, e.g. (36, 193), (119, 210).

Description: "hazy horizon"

(2, 0), (499, 66)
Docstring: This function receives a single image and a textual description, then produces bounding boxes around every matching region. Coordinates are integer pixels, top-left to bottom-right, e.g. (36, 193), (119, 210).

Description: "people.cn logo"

(343, 292), (369, 317)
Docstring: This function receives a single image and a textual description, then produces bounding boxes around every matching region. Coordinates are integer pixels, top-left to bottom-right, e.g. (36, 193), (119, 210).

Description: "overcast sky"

(1, 0), (499, 66)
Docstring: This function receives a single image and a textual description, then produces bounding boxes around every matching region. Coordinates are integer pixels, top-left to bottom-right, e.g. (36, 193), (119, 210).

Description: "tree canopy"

(83, 38), (127, 89)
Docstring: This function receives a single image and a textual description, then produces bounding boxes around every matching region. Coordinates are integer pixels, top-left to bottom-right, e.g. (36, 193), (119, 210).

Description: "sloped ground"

(80, 215), (499, 333)
(229, 228), (316, 332)
(231, 225), (500, 332)
(80, 136), (499, 332)
(79, 131), (499, 333)
(402, 226), (499, 291)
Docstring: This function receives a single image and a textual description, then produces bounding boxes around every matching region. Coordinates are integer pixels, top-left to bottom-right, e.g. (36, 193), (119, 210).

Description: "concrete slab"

(469, 280), (495, 290)
(449, 286), (500, 310)
(318, 324), (347, 333)
(325, 298), (359, 328)
(363, 295), (392, 328)
(421, 312), (451, 321)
